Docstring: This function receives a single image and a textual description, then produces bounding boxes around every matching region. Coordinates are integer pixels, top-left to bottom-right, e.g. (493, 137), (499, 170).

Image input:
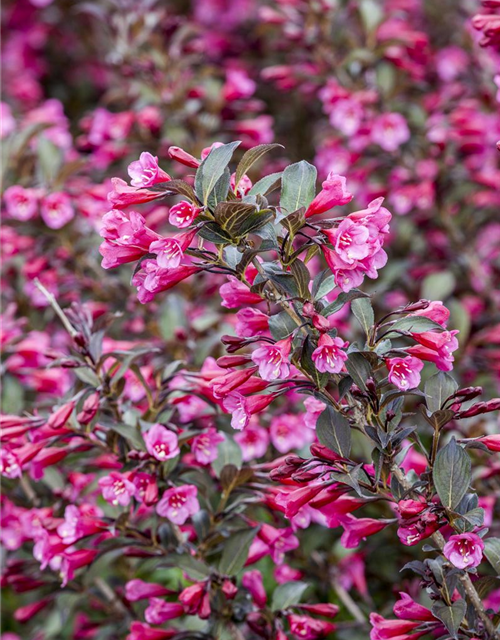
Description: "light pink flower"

(149, 229), (197, 269)
(191, 428), (224, 464)
(305, 172), (353, 218)
(371, 113), (410, 152)
(98, 472), (136, 507)
(168, 200), (202, 228)
(234, 423), (270, 460)
(145, 598), (184, 624)
(40, 192), (74, 229)
(235, 308), (269, 337)
(156, 484), (199, 524)
(312, 334), (348, 374)
(144, 424), (180, 461)
(127, 152), (171, 188)
(270, 414), (314, 454)
(443, 533), (485, 569)
(386, 356), (424, 390)
(4, 186), (40, 221)
(251, 336), (293, 381)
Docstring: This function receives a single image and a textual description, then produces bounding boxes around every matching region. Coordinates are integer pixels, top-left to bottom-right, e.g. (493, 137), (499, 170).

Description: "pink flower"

(371, 113), (410, 152)
(145, 598), (184, 624)
(168, 146), (200, 169)
(60, 549), (98, 586)
(251, 336), (293, 381)
(329, 218), (371, 264)
(131, 472), (159, 505)
(328, 97), (364, 136)
(410, 300), (450, 327)
(179, 582), (210, 618)
(149, 229), (197, 269)
(4, 186), (40, 221)
(40, 192), (74, 229)
(386, 356), (424, 390)
(168, 200), (202, 228)
(234, 424), (270, 460)
(127, 622), (176, 640)
(443, 533), (485, 569)
(107, 177), (165, 209)
(407, 330), (459, 371)
(305, 172), (353, 218)
(125, 579), (172, 602)
(270, 413), (315, 454)
(477, 434), (500, 452)
(303, 396), (326, 429)
(235, 308), (269, 337)
(156, 484), (199, 524)
(191, 428), (224, 464)
(220, 275), (263, 308)
(127, 152), (171, 187)
(99, 209), (160, 269)
(242, 570), (267, 607)
(223, 68), (256, 101)
(1, 102), (15, 138)
(132, 260), (201, 303)
(287, 615), (336, 639)
(144, 424), (180, 461)
(338, 514), (390, 549)
(98, 472), (136, 507)
(312, 334), (348, 374)
(56, 505), (106, 544)
(369, 613), (424, 640)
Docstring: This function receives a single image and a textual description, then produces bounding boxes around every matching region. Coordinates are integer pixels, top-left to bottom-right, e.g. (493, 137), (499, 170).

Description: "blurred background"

(1, 0), (500, 637)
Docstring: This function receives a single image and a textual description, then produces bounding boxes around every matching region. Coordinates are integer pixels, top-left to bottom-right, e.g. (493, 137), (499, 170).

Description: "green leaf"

(212, 435), (242, 477)
(234, 143), (283, 190)
(269, 311), (298, 341)
(109, 423), (145, 450)
(271, 581), (308, 611)
(175, 554), (211, 581)
(424, 372), (458, 413)
(312, 270), (336, 300)
(351, 298), (374, 337)
(280, 160), (317, 214)
(164, 179), (198, 203)
(214, 201), (257, 234)
(320, 289), (369, 317)
(433, 437), (471, 510)
(432, 600), (466, 639)
(248, 171), (283, 196)
(422, 271), (456, 301)
(197, 221), (234, 245)
(290, 259), (311, 299)
(316, 405), (351, 458)
(195, 141), (241, 205)
(484, 538), (500, 575)
(237, 209), (275, 236)
(218, 528), (258, 575)
(389, 316), (444, 334)
(345, 352), (372, 391)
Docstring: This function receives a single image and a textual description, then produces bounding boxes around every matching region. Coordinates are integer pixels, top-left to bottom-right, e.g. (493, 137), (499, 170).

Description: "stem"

(34, 279), (78, 339)
(332, 578), (367, 625)
(391, 464), (499, 639)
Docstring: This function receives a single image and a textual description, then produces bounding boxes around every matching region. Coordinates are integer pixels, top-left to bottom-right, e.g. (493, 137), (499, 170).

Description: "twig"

(34, 279), (78, 338)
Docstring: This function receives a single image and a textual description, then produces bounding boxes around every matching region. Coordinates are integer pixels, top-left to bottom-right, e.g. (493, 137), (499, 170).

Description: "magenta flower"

(338, 514), (391, 549)
(145, 598), (184, 624)
(407, 330), (459, 371)
(168, 200), (202, 228)
(125, 579), (172, 602)
(40, 192), (74, 229)
(386, 356), (424, 390)
(371, 112), (410, 152)
(127, 152), (171, 188)
(99, 209), (160, 269)
(311, 334), (348, 374)
(251, 336), (293, 381)
(156, 484), (199, 524)
(4, 186), (40, 221)
(411, 300), (450, 327)
(443, 533), (485, 569)
(329, 218), (371, 264)
(191, 428), (224, 464)
(288, 615), (336, 640)
(144, 424), (180, 461)
(235, 308), (269, 337)
(98, 472), (136, 507)
(149, 228), (197, 269)
(242, 570), (267, 607)
(305, 172), (353, 217)
(234, 424), (270, 460)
